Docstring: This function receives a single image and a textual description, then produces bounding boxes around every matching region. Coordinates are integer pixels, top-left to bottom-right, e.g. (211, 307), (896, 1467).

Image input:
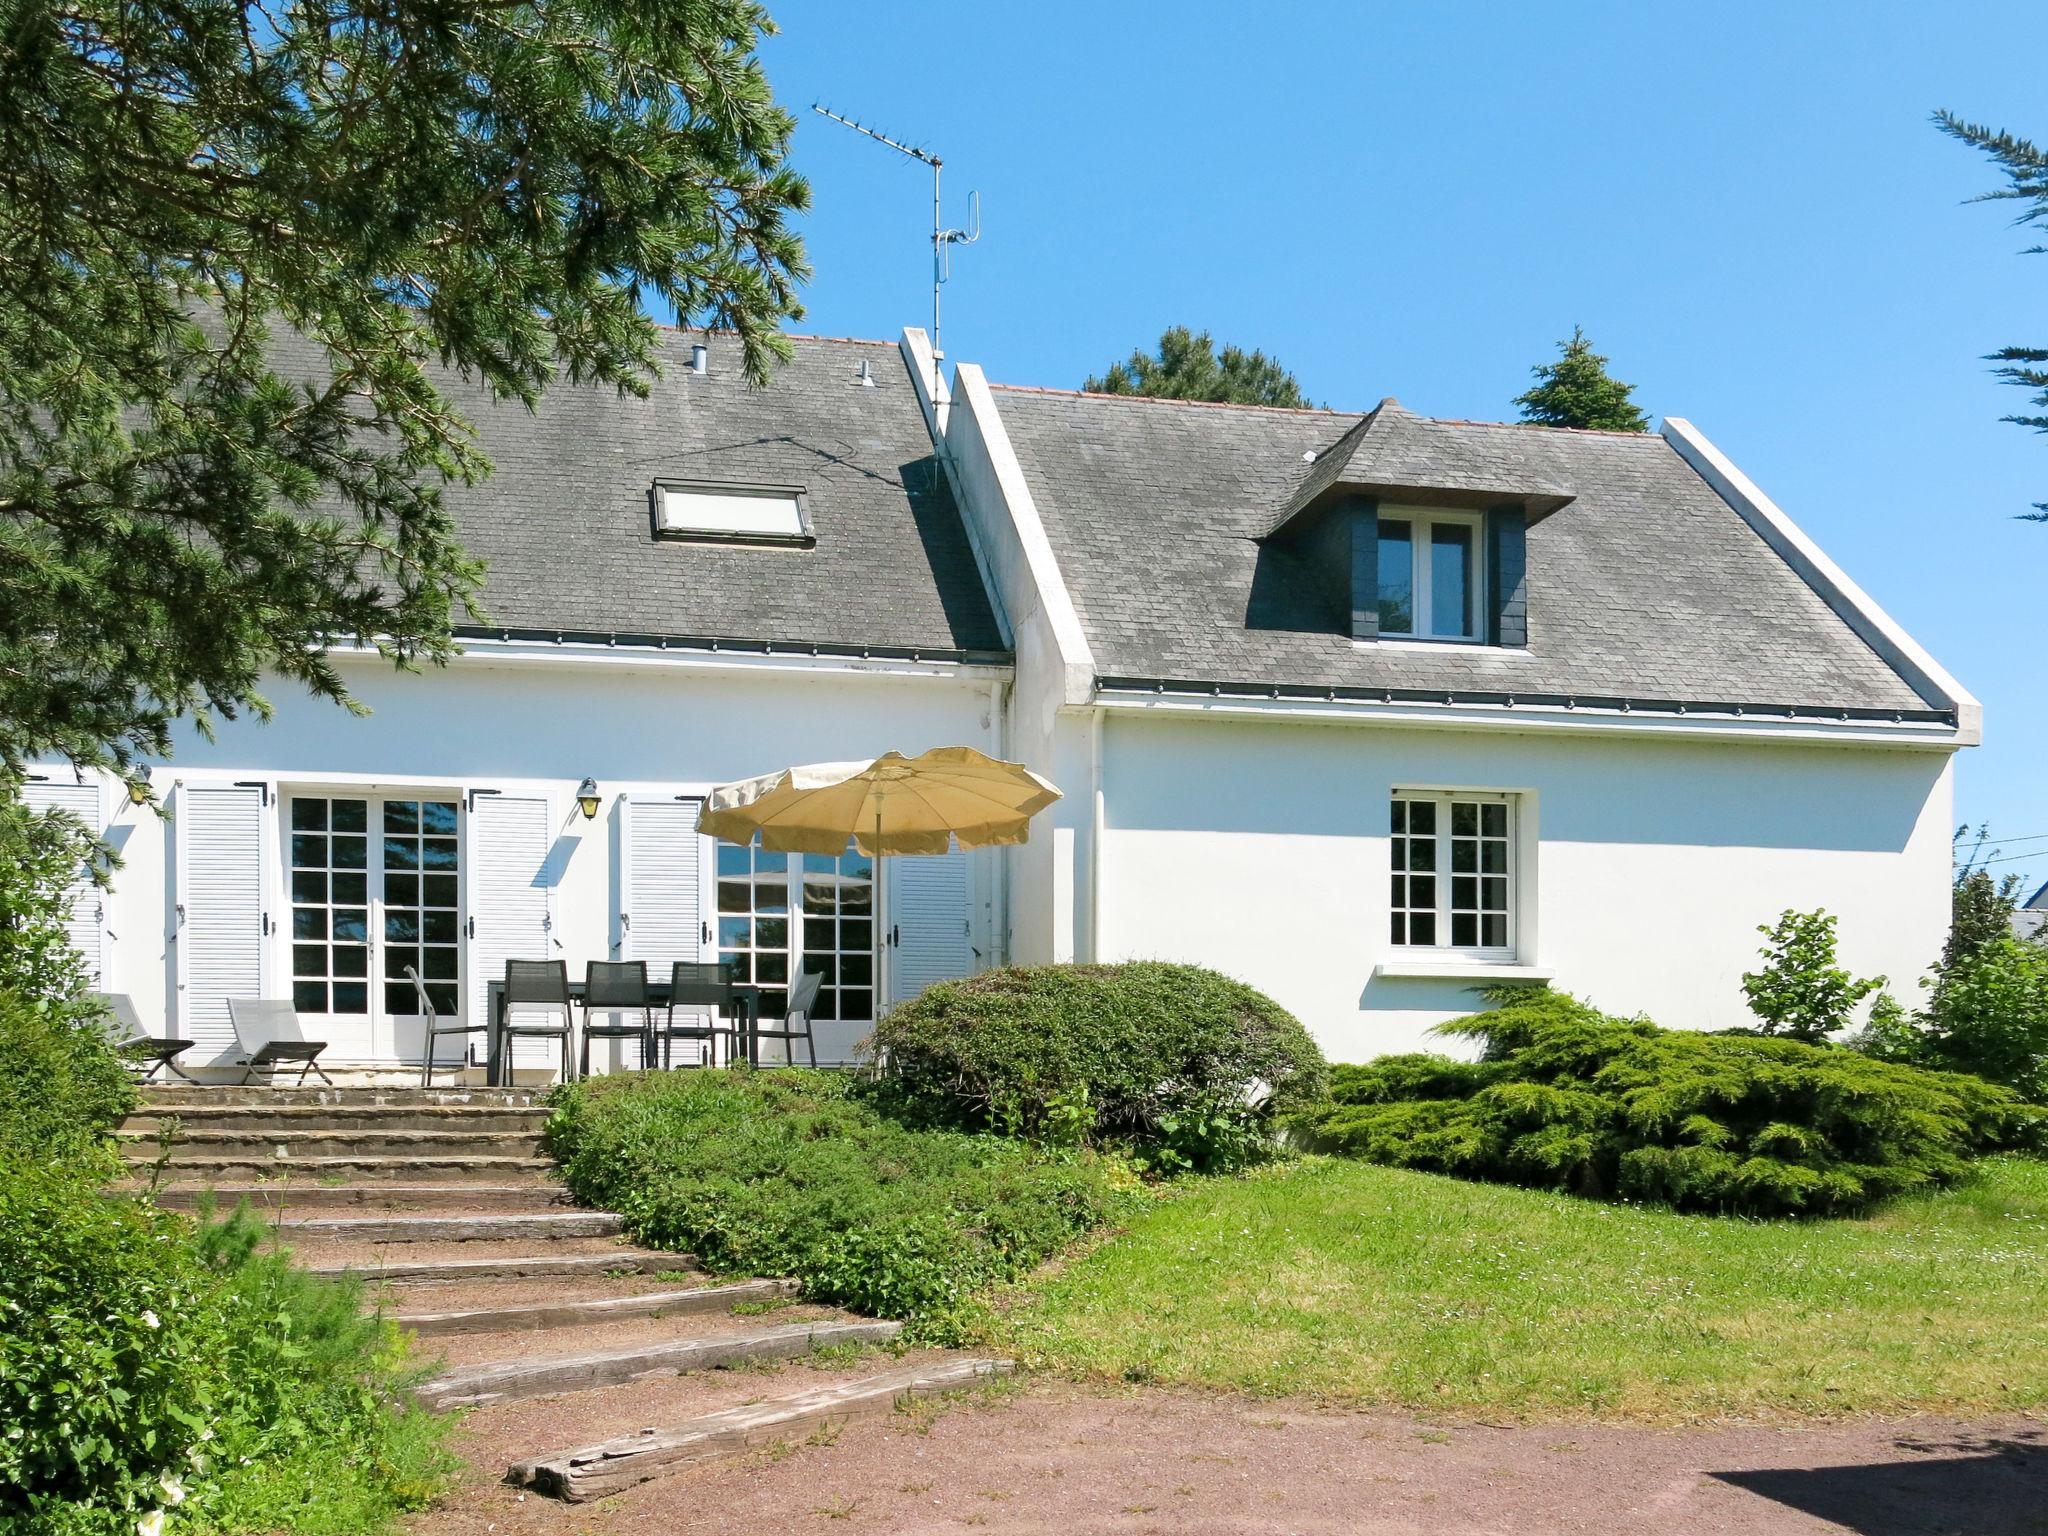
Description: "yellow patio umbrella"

(696, 745), (1061, 856)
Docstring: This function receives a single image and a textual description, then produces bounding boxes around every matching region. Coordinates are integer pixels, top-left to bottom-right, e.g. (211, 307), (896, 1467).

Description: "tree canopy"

(1085, 326), (1313, 407)
(0, 0), (809, 776)
(1937, 109), (2048, 518)
(1514, 327), (1649, 432)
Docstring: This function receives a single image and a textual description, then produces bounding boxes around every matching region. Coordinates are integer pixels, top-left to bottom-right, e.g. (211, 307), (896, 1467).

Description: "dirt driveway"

(407, 1379), (2046, 1535)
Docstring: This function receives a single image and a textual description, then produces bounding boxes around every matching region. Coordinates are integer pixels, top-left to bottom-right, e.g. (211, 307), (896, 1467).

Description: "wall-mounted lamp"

(575, 777), (601, 820)
(125, 777), (151, 807)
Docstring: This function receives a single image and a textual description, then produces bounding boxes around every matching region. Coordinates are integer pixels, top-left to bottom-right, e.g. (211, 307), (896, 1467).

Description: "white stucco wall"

(79, 647), (1003, 1070)
(1091, 709), (1955, 1061)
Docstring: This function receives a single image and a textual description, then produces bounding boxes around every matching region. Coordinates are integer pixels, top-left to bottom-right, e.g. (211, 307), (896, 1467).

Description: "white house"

(28, 326), (1977, 1075)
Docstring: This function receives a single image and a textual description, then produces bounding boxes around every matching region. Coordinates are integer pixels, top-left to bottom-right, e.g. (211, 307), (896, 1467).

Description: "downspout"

(988, 678), (1010, 968)
(1088, 706), (1105, 963)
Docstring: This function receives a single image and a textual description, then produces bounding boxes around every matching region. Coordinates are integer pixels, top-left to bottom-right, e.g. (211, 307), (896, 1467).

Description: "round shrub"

(0, 987), (134, 1166)
(869, 962), (1327, 1171)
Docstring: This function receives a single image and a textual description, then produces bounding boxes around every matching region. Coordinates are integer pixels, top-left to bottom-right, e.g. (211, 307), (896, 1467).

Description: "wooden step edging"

(305, 1248), (687, 1284)
(145, 1183), (568, 1213)
(394, 1278), (799, 1337)
(508, 1357), (1014, 1502)
(276, 1210), (620, 1243)
(414, 1318), (904, 1411)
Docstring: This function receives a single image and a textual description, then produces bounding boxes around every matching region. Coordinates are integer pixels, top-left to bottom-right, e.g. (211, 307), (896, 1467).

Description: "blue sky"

(760, 2), (2046, 895)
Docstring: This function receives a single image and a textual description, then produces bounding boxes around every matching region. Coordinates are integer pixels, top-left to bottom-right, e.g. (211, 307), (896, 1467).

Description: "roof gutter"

(1092, 675), (1963, 749)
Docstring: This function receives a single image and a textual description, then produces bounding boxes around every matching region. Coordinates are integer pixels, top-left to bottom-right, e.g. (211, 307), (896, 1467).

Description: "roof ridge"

(1422, 415), (1666, 440)
(650, 320), (899, 348)
(987, 382), (1355, 418)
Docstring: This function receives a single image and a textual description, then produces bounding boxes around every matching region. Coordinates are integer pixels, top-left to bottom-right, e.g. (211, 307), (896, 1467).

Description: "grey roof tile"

(275, 329), (1005, 656)
(989, 386), (1929, 713)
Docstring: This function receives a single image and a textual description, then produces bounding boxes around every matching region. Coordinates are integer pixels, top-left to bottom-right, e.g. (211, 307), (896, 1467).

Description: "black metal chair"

(752, 971), (822, 1069)
(92, 992), (196, 1083)
(404, 965), (487, 1087)
(225, 999), (332, 1086)
(658, 961), (739, 1069)
(581, 961), (655, 1077)
(500, 959), (576, 1083)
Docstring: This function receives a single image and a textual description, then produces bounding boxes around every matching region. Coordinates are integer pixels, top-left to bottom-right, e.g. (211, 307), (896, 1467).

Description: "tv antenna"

(812, 104), (979, 391)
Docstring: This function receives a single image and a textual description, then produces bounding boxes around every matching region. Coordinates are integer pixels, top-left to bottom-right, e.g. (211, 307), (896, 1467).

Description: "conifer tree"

(1937, 110), (2048, 518)
(1514, 327), (1650, 432)
(0, 1), (810, 775)
(1086, 327), (1312, 407)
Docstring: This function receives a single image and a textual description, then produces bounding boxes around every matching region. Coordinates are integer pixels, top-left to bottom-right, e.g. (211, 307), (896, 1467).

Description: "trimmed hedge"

(544, 1068), (1140, 1331)
(869, 962), (1327, 1171)
(1289, 989), (2040, 1216)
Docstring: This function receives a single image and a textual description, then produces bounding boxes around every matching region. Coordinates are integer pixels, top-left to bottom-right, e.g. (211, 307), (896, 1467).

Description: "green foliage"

(1917, 936), (2048, 1103)
(0, 1170), (449, 1535)
(1741, 908), (1884, 1043)
(1288, 990), (2037, 1217)
(1513, 325), (1650, 431)
(0, 0), (808, 772)
(1084, 326), (1314, 407)
(545, 1068), (1140, 1334)
(869, 962), (1328, 1173)
(1946, 827), (2024, 972)
(0, 987), (134, 1169)
(1935, 111), (2048, 519)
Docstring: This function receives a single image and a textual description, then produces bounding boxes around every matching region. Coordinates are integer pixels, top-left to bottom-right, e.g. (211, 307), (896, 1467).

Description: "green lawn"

(985, 1155), (2048, 1422)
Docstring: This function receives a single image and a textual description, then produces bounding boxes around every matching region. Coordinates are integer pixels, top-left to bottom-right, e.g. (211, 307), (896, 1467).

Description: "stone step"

(126, 1104), (549, 1134)
(276, 1210), (619, 1244)
(138, 1086), (545, 1108)
(507, 1358), (1013, 1502)
(120, 1128), (544, 1161)
(393, 1278), (798, 1337)
(143, 1182), (568, 1214)
(303, 1247), (686, 1284)
(414, 1318), (903, 1411)
(119, 1154), (553, 1181)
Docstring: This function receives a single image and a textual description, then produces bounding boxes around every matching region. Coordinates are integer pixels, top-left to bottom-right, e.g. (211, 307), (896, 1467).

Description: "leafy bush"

(1289, 990), (2038, 1217)
(868, 962), (1327, 1172)
(0, 1167), (449, 1536)
(1741, 908), (1884, 1042)
(1914, 936), (2048, 1103)
(0, 987), (134, 1167)
(545, 1068), (1140, 1332)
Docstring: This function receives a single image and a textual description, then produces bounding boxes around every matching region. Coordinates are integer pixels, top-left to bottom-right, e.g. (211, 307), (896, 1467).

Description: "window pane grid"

(1391, 794), (1512, 953)
(289, 796), (370, 1016)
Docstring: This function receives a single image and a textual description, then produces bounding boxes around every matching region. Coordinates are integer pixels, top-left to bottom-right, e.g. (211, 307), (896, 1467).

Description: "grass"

(984, 1154), (2048, 1422)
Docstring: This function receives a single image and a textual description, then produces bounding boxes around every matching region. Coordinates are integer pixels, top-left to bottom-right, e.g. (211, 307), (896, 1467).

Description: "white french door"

(715, 841), (876, 1063)
(286, 793), (461, 1062)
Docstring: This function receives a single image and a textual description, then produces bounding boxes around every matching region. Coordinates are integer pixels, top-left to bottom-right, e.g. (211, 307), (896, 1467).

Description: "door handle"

(702, 920), (710, 945)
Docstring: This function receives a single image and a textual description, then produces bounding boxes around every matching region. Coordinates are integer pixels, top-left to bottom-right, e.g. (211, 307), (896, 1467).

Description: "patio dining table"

(483, 975), (761, 1086)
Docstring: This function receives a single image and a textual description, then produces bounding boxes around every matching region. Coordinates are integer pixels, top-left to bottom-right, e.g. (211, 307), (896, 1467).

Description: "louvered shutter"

(886, 847), (976, 1008)
(620, 796), (708, 974)
(21, 778), (105, 985)
(465, 792), (557, 1074)
(174, 783), (267, 1061)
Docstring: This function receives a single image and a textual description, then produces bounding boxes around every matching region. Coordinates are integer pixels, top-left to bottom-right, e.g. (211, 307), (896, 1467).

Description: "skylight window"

(652, 481), (812, 544)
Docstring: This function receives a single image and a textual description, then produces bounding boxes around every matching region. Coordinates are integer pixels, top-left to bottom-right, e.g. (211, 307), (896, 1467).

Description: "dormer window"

(652, 480), (813, 545)
(1376, 511), (1482, 641)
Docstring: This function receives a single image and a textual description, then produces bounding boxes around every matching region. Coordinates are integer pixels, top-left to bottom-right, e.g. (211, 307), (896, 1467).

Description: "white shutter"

(465, 792), (556, 1073)
(174, 783), (267, 1061)
(886, 847), (976, 1008)
(20, 777), (105, 986)
(620, 796), (708, 975)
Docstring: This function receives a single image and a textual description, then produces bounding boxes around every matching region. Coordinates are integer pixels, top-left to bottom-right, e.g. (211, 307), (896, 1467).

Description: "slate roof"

(988, 386), (1934, 714)
(276, 328), (1005, 658)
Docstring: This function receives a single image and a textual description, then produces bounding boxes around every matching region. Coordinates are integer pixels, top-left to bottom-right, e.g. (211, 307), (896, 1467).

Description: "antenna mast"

(812, 104), (978, 393)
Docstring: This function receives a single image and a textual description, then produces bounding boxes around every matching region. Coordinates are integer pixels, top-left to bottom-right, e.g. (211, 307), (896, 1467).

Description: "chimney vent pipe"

(689, 343), (709, 375)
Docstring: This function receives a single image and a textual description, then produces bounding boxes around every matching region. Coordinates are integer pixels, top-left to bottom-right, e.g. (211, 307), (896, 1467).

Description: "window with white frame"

(1390, 791), (1515, 953)
(1376, 511), (1483, 641)
(653, 480), (811, 543)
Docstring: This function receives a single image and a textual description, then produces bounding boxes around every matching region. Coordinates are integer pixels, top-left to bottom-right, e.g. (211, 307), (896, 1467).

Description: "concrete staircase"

(124, 1085), (1009, 1503)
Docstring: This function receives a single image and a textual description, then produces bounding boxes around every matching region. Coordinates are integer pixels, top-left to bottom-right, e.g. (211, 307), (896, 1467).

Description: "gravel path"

(407, 1381), (2046, 1535)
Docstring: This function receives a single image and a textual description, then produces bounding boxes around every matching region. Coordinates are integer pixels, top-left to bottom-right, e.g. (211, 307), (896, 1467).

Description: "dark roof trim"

(1094, 673), (1958, 728)
(455, 625), (1013, 669)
